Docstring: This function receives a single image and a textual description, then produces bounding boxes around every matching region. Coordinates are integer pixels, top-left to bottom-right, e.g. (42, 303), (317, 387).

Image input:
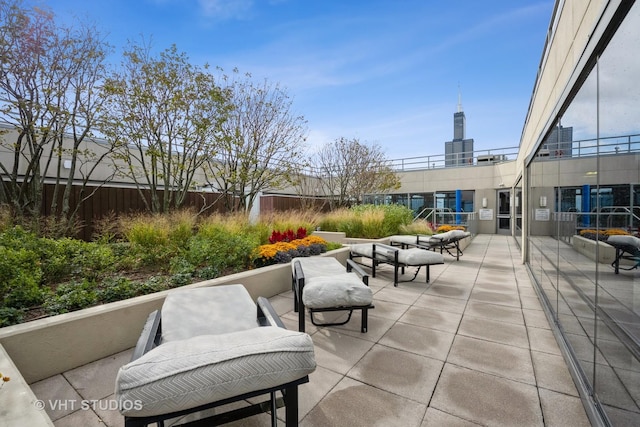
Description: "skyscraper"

(540, 124), (573, 158)
(445, 91), (474, 166)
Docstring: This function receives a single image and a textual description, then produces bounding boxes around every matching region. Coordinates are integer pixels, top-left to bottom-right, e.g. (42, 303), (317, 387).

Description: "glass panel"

(498, 191), (510, 215)
(515, 177), (523, 248)
(590, 5), (640, 422)
(390, 194), (408, 207)
(526, 3), (640, 424)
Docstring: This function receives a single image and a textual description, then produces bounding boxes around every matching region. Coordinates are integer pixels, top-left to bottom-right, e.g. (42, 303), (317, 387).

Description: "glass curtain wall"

(527, 3), (640, 425)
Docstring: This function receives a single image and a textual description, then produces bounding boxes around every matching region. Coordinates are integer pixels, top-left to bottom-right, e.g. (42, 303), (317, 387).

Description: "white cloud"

(561, 4), (640, 140)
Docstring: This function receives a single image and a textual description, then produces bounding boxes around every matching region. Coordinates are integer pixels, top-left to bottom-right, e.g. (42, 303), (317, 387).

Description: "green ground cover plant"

(0, 205), (410, 326)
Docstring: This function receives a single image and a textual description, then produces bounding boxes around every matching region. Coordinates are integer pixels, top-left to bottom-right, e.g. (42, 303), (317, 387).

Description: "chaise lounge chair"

(115, 284), (316, 427)
(292, 257), (374, 333)
(426, 229), (471, 260)
(606, 235), (640, 274)
(390, 230), (471, 261)
(349, 242), (444, 286)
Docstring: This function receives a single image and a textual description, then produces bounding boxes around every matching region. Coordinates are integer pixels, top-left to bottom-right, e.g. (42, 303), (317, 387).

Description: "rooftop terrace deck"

(30, 235), (591, 426)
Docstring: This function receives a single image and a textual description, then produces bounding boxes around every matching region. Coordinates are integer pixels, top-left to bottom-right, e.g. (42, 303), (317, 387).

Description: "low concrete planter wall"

(0, 344), (54, 426)
(572, 235), (616, 264)
(459, 236), (472, 251)
(312, 230), (347, 243)
(0, 248), (350, 384)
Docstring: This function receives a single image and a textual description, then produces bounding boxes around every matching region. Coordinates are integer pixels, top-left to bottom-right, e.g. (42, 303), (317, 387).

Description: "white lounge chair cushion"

(161, 285), (258, 343)
(116, 326), (316, 417)
(303, 273), (373, 308)
(350, 244), (444, 266)
(429, 230), (470, 242)
(398, 248), (444, 265)
(389, 235), (421, 245)
(607, 235), (640, 249)
(350, 243), (394, 260)
(291, 257), (345, 277)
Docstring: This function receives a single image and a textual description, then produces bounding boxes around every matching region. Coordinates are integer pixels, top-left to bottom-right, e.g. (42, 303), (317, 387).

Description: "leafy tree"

(314, 137), (400, 208)
(102, 42), (229, 213)
(0, 0), (115, 235)
(203, 70), (308, 213)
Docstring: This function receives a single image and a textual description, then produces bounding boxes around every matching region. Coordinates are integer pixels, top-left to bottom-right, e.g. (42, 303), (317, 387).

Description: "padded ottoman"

(291, 257), (374, 333)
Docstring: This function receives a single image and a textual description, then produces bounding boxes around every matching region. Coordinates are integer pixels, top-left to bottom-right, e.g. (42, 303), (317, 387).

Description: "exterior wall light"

(539, 196), (547, 208)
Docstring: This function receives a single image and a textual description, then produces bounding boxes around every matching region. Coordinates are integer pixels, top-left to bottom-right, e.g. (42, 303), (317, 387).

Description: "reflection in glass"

(526, 3), (640, 425)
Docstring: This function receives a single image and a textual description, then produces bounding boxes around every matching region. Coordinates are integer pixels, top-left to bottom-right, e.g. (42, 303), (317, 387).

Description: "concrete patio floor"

(31, 234), (592, 426)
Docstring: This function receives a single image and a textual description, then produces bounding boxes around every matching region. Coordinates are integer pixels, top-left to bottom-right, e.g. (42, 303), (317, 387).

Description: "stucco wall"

(517, 0), (605, 176)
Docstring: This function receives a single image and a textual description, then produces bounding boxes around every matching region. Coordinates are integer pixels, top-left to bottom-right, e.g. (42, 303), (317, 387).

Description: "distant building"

(539, 125), (573, 158)
(445, 92), (474, 166)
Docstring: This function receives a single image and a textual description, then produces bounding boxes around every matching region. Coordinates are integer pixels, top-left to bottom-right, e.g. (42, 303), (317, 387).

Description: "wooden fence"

(259, 194), (330, 213)
(40, 184), (229, 241)
(35, 185), (329, 240)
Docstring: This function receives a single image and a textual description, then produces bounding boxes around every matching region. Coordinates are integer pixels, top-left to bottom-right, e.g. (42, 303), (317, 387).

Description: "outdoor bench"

(292, 257), (374, 333)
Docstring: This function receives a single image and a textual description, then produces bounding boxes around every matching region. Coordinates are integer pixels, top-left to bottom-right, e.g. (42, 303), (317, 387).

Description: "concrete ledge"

(312, 230), (347, 243)
(0, 344), (54, 426)
(572, 235), (616, 264)
(0, 248), (349, 384)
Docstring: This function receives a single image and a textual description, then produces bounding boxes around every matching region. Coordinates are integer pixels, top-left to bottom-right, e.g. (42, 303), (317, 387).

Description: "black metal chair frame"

(391, 234), (468, 261)
(608, 240), (640, 274)
(292, 258), (373, 333)
(123, 297), (308, 427)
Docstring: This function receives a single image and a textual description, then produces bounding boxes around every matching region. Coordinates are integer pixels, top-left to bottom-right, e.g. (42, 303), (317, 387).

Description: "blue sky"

(46, 0), (553, 159)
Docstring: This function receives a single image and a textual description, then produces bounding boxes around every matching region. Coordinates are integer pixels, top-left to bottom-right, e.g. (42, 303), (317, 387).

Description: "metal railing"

(388, 133), (640, 172)
(535, 134), (640, 159)
(388, 147), (519, 171)
(414, 209), (478, 234)
(553, 207), (640, 242)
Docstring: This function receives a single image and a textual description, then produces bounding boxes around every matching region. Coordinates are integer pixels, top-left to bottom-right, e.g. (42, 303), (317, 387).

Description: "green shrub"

(122, 217), (171, 266)
(137, 276), (170, 295)
(170, 273), (192, 287)
(325, 242), (343, 251)
(195, 265), (220, 280)
(97, 277), (139, 303)
(398, 220), (434, 235)
(167, 211), (197, 250)
(122, 212), (199, 267)
(169, 257), (196, 275)
(35, 238), (117, 283)
(351, 204), (413, 237)
(0, 307), (25, 327)
(44, 280), (98, 315)
(188, 225), (259, 273)
(0, 245), (44, 309)
(317, 208), (350, 233)
(318, 205), (413, 238)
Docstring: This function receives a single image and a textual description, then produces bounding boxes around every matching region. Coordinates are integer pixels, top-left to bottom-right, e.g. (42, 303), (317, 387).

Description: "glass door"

(497, 189), (511, 235)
